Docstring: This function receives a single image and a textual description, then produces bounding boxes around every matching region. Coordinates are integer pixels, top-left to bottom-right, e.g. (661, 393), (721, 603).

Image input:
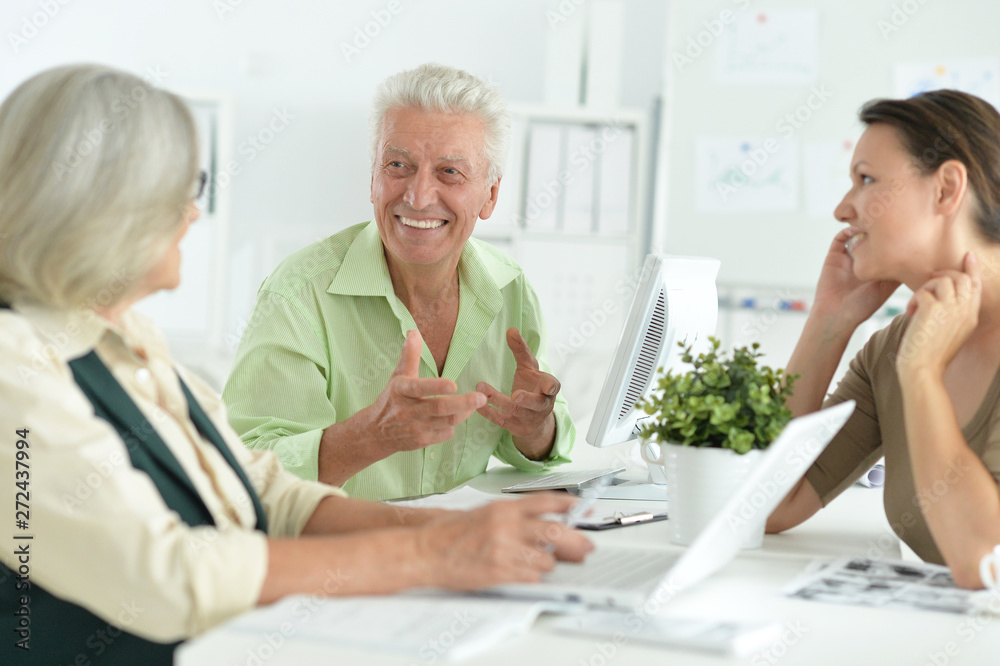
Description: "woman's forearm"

(301, 495), (447, 535)
(261, 493), (594, 605)
(259, 529), (432, 604)
(785, 311), (856, 417)
(900, 371), (1000, 588)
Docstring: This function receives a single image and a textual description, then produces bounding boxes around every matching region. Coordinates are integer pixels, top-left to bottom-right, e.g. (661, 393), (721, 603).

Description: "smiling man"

(222, 64), (575, 500)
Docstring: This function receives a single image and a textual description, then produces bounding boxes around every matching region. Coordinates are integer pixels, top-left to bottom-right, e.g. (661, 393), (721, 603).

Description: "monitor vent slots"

(619, 289), (667, 421)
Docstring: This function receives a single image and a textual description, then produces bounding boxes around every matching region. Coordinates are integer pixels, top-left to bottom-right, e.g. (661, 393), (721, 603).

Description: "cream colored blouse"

(0, 302), (343, 642)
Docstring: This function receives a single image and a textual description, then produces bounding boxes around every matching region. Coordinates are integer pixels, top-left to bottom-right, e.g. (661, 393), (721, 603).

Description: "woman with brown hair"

(768, 89), (1000, 589)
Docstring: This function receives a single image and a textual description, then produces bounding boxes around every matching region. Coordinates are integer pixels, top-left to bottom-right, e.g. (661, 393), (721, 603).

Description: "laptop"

(488, 400), (855, 609)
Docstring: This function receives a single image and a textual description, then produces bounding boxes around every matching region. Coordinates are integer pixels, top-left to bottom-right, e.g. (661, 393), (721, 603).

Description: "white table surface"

(177, 443), (1000, 666)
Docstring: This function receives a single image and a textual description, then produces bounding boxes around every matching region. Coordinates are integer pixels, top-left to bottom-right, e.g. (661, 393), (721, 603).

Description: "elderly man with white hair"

(223, 63), (575, 500)
(0, 64), (593, 664)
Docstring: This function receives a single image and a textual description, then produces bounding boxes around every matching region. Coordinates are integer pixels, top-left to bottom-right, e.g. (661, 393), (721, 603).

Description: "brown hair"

(859, 89), (1000, 242)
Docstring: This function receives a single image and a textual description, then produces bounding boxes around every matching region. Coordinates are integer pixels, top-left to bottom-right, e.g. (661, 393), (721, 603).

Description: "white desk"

(178, 457), (1000, 665)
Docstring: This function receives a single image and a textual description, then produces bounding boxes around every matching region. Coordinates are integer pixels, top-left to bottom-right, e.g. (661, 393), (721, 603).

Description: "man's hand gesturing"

(476, 328), (561, 460)
(318, 330), (485, 484)
(362, 329), (486, 455)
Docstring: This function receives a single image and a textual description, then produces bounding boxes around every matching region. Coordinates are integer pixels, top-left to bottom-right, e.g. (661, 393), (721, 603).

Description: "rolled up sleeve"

(223, 290), (338, 482)
(494, 280), (576, 470)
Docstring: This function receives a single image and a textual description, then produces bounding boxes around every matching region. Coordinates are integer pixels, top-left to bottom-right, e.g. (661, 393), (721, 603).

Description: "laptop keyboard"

(545, 547), (679, 590)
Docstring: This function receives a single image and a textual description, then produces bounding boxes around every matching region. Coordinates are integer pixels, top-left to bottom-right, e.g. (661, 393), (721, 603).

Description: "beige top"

(805, 315), (1000, 564)
(0, 303), (344, 642)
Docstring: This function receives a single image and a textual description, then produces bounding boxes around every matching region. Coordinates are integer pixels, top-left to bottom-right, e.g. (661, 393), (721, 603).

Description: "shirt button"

(429, 451), (436, 460)
(135, 368), (151, 383)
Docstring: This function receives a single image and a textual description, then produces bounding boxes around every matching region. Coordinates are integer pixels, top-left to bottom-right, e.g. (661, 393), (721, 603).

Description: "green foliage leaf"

(637, 337), (799, 454)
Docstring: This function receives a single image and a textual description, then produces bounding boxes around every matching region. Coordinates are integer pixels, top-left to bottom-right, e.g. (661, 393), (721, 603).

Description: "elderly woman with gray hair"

(0, 64), (591, 664)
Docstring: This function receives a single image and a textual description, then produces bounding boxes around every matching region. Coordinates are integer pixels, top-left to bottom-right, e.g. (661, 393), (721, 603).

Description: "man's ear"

(478, 176), (502, 220)
(935, 159), (969, 219)
(370, 171), (375, 205)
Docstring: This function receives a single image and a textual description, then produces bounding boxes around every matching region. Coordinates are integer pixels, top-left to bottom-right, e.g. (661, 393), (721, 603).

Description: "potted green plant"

(637, 337), (797, 548)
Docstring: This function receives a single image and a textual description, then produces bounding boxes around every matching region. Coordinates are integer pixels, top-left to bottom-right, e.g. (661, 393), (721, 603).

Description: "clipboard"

(575, 511), (668, 531)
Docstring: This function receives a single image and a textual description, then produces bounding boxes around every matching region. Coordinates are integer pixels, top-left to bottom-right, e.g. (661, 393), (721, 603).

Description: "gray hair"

(369, 63), (510, 181)
(0, 64), (198, 309)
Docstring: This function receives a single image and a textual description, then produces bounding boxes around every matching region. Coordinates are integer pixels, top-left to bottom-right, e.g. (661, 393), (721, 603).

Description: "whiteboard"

(659, 0), (1000, 288)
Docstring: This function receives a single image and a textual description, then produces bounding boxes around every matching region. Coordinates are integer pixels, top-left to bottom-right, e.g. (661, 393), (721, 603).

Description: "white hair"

(369, 63), (510, 181)
(0, 64), (198, 309)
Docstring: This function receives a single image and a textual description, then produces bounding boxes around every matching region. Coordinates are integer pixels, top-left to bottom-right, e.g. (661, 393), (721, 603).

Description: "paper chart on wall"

(695, 137), (799, 213)
(803, 138), (856, 220)
(894, 58), (1000, 110)
(715, 10), (819, 85)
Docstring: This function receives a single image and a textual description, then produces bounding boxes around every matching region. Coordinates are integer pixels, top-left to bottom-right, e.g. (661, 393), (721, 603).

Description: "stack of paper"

(227, 593), (577, 662)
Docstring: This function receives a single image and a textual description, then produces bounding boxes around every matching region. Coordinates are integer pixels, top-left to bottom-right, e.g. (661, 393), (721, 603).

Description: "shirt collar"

(456, 234), (520, 315)
(14, 301), (166, 363)
(327, 219), (521, 311)
(327, 221), (394, 297)
(15, 301), (110, 362)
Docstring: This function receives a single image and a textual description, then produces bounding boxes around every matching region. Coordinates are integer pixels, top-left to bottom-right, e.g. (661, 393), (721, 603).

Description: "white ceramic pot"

(644, 441), (765, 548)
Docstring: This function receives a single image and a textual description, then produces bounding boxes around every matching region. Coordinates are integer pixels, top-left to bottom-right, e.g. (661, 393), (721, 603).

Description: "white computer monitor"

(586, 254), (721, 449)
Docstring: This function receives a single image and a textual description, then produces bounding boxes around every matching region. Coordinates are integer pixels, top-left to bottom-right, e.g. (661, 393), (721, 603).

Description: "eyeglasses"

(194, 170), (208, 201)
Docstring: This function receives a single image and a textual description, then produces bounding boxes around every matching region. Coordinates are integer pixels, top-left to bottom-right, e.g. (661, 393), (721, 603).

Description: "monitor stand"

(595, 477), (667, 501)
(565, 474), (667, 501)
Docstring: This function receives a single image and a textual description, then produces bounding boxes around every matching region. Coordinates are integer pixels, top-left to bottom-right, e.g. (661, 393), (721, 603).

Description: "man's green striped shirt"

(222, 221), (575, 500)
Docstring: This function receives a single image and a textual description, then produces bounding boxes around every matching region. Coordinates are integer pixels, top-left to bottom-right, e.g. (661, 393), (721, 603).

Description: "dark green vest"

(1, 304), (267, 664)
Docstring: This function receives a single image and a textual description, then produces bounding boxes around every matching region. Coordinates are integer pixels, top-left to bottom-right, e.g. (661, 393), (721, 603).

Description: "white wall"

(7, 1), (976, 423)
(658, 0), (998, 397)
(659, 0), (1000, 288)
(1, 0), (666, 384)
